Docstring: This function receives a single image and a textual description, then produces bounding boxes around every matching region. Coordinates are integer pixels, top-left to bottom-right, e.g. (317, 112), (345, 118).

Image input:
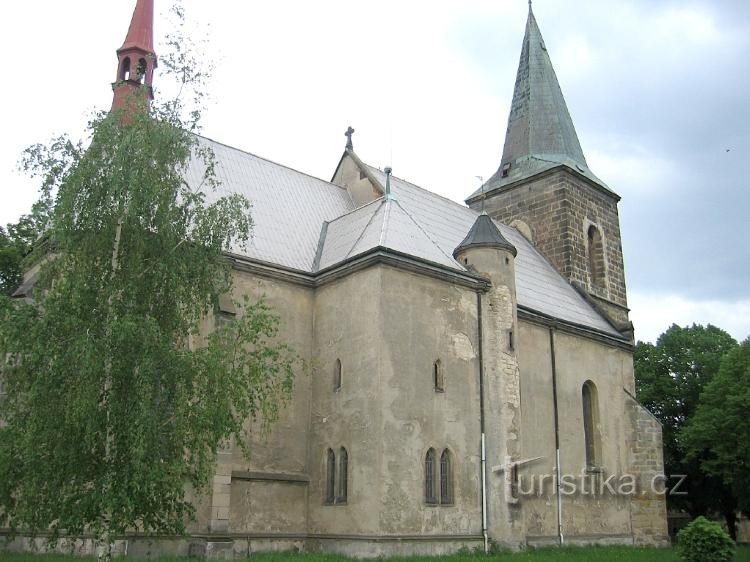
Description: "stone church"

(13, 0), (670, 557)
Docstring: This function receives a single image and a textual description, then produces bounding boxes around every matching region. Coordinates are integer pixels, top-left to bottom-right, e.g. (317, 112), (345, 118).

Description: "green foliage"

(634, 324), (738, 522)
(676, 516), (736, 562)
(0, 216), (42, 296)
(0, 4), (297, 549)
(683, 339), (750, 514)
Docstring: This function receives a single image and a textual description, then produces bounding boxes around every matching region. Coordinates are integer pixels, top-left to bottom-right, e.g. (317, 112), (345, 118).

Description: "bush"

(677, 516), (736, 562)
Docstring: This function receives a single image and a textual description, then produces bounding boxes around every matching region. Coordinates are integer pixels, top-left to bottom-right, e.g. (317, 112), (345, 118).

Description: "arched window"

(440, 449), (453, 505)
(338, 447), (348, 503)
(325, 448), (336, 504)
(136, 58), (148, 83)
(582, 381), (601, 467)
(587, 225), (606, 289)
(119, 57), (131, 81)
(333, 359), (342, 392)
(425, 449), (437, 504)
(433, 360), (444, 393)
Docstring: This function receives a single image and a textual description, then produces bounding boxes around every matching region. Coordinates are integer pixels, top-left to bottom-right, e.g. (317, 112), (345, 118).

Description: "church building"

(18, 0), (671, 557)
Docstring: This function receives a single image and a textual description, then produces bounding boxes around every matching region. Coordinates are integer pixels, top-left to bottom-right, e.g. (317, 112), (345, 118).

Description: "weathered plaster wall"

(308, 266), (385, 536)
(378, 265), (482, 537)
(518, 321), (638, 545)
(208, 269), (315, 536)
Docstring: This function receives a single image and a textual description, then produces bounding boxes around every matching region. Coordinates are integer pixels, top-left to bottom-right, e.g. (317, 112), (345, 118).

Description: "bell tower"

(111, 0), (157, 112)
(467, 5), (631, 333)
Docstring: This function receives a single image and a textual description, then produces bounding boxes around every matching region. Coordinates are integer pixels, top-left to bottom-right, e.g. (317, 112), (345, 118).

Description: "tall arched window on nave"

(440, 449), (453, 505)
(325, 448), (336, 504)
(425, 448), (437, 504)
(582, 381), (601, 467)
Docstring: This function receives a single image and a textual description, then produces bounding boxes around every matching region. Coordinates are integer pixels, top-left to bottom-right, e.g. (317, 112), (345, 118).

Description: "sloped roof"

(183, 136), (621, 338)
(316, 198), (463, 272)
(468, 7), (611, 201)
(184, 136), (354, 272)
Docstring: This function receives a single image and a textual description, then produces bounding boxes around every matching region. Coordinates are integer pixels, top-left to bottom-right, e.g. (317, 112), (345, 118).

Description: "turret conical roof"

(454, 214), (517, 257)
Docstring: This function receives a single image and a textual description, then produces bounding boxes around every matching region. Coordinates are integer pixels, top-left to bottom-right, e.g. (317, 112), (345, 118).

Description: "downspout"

(477, 292), (489, 554)
(549, 328), (564, 545)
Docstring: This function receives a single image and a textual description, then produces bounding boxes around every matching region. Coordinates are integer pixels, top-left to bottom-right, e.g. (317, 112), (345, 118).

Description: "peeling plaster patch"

(451, 332), (476, 361)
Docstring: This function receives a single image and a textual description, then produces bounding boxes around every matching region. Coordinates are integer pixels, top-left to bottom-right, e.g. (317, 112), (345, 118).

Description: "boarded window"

(325, 449), (336, 504)
(425, 448), (437, 504)
(338, 447), (348, 503)
(440, 449), (453, 504)
(587, 225), (606, 289)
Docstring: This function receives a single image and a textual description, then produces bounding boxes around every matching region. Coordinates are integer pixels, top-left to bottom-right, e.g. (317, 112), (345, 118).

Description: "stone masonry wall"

(475, 169), (629, 327)
(626, 394), (669, 547)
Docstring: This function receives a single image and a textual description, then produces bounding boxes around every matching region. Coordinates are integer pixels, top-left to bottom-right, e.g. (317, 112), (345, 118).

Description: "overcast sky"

(1, 1), (748, 343)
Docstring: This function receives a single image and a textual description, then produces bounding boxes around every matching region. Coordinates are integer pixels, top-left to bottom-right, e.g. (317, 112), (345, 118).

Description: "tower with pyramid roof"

(467, 4), (631, 335)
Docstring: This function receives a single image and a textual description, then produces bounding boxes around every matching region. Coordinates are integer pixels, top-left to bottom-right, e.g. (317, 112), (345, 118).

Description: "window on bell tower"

(587, 225), (606, 289)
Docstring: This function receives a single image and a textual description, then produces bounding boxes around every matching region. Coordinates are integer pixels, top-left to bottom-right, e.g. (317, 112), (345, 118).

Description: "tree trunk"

(724, 510), (738, 541)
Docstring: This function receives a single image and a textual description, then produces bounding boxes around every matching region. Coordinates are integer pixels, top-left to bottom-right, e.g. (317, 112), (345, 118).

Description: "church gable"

(331, 149), (383, 207)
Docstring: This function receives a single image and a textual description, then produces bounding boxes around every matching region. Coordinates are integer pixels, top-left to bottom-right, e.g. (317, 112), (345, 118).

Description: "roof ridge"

(392, 200), (466, 270)
(196, 133), (350, 192)
(312, 221), (329, 273)
(326, 196), (385, 224)
(344, 200), (386, 260)
(366, 164), (479, 217)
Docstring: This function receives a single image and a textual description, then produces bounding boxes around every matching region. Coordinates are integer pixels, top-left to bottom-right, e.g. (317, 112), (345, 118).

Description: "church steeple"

(466, 6), (631, 336)
(477, 3), (609, 196)
(112, 0), (157, 112)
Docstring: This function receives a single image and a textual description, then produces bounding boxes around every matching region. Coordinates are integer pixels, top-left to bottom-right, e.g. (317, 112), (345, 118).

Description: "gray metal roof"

(468, 7), (610, 200)
(454, 213), (517, 257)
(317, 198), (464, 272)
(184, 136), (354, 271)
(184, 136), (620, 338)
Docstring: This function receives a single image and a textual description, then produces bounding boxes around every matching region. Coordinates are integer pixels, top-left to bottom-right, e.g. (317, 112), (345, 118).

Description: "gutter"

(549, 328), (564, 545)
(476, 292), (489, 554)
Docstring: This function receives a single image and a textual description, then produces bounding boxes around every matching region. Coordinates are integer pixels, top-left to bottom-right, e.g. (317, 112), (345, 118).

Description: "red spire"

(119, 0), (155, 53)
(111, 0), (157, 113)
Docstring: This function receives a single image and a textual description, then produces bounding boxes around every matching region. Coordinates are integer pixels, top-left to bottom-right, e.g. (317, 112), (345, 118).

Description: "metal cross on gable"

(345, 126), (355, 150)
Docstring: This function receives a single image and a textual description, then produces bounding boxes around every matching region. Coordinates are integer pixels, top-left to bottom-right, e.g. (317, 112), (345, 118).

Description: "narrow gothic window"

(433, 360), (444, 393)
(333, 359), (342, 392)
(325, 448), (336, 504)
(587, 225), (606, 289)
(425, 449), (437, 504)
(337, 447), (348, 503)
(440, 449), (453, 505)
(582, 381), (600, 467)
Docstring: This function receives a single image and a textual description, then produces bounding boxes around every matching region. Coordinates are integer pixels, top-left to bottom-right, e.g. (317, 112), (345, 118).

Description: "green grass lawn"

(1, 546), (750, 561)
